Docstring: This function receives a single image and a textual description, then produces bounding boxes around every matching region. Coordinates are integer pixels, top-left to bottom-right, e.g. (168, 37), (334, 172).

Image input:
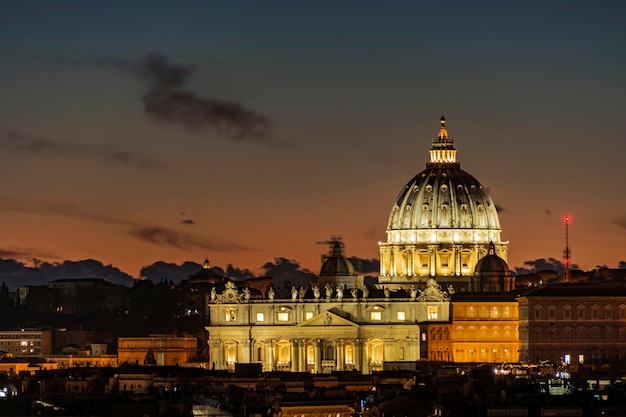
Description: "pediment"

(296, 310), (358, 327)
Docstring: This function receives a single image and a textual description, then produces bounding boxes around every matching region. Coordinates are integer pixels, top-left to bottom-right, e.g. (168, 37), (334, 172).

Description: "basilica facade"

(205, 117), (516, 373)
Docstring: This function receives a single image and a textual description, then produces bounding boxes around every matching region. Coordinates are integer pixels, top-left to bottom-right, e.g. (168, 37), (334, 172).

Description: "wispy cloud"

(0, 130), (166, 170)
(0, 198), (255, 253)
(55, 52), (274, 142)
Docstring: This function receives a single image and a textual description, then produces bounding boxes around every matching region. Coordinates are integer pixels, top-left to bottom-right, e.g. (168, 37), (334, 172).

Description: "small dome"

(475, 242), (509, 276)
(320, 240), (355, 277)
(189, 258), (226, 284)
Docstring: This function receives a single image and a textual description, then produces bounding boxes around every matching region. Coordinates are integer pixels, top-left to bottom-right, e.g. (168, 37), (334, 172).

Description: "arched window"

(325, 345), (334, 361)
(307, 345), (315, 364)
(345, 345), (354, 365)
(370, 340), (384, 364)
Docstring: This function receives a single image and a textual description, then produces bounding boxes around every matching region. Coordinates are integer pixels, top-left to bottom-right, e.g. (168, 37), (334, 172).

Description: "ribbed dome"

(387, 168), (500, 231)
(320, 240), (355, 276)
(387, 117), (500, 234)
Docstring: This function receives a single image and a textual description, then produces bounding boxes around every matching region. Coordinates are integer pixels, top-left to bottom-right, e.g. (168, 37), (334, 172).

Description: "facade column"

(389, 249), (396, 276)
(383, 338), (395, 363)
(209, 339), (222, 370)
(336, 339), (345, 371)
(407, 245), (415, 276)
(314, 339), (322, 374)
(428, 244), (438, 276)
(298, 340), (307, 372)
(241, 339), (252, 363)
(266, 339), (275, 372)
(453, 244), (463, 276)
(379, 246), (388, 276)
(290, 340), (298, 372)
(355, 338), (369, 374)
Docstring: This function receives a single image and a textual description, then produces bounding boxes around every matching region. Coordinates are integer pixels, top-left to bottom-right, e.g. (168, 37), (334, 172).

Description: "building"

(517, 283), (626, 367)
(204, 117), (520, 373)
(206, 279), (450, 373)
(378, 116), (508, 291)
(117, 335), (198, 366)
(0, 329), (52, 356)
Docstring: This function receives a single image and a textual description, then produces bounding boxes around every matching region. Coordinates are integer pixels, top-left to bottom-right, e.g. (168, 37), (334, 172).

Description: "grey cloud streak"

(0, 198), (255, 253)
(0, 130), (165, 170)
(54, 52), (273, 142)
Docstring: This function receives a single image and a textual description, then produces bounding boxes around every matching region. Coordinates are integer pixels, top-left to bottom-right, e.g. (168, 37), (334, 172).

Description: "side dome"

(320, 240), (355, 276)
(472, 242), (514, 292)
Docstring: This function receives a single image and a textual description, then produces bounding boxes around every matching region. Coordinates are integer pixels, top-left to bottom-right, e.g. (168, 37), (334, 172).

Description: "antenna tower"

(563, 215), (572, 282)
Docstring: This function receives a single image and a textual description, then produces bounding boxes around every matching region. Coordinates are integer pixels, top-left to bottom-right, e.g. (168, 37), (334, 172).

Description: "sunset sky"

(1, 1), (625, 279)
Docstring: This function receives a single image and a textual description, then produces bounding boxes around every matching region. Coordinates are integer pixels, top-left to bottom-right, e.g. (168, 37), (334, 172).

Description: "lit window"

(256, 312), (265, 322)
(20, 341), (28, 347)
(278, 312), (289, 322)
(305, 312), (313, 320)
(225, 309), (236, 322)
(578, 354), (584, 364)
(370, 311), (382, 321)
(564, 354), (571, 364)
(397, 311), (405, 321)
(428, 306), (438, 320)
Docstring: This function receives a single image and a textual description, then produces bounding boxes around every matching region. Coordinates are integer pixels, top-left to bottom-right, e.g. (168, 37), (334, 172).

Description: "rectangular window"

(428, 306), (438, 320)
(225, 310), (236, 322)
(534, 309), (541, 319)
(397, 311), (405, 321)
(564, 354), (571, 364)
(578, 309), (584, 319)
(578, 354), (584, 364)
(370, 311), (382, 321)
(277, 312), (289, 322)
(256, 312), (265, 322)
(564, 309), (571, 319)
(305, 311), (313, 320)
(549, 309), (555, 319)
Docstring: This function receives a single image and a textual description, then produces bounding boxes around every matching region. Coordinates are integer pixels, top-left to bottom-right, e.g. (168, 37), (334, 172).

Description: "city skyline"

(1, 1), (625, 279)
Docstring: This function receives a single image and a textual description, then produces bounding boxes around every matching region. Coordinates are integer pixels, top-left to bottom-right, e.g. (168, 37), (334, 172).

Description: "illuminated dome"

(379, 117), (508, 291)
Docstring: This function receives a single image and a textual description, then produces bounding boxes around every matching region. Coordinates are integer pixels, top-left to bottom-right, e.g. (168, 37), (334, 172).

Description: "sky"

(1, 1), (625, 281)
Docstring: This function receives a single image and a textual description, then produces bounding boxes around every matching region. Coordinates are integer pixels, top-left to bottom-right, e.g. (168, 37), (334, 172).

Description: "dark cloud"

(56, 52), (273, 141)
(225, 264), (257, 280)
(619, 261), (626, 269)
(0, 198), (255, 253)
(513, 257), (580, 276)
(347, 256), (380, 274)
(0, 258), (135, 291)
(139, 260), (203, 283)
(181, 219), (194, 225)
(135, 53), (272, 141)
(613, 217), (626, 230)
(261, 258), (317, 289)
(0, 130), (165, 170)
(128, 226), (256, 252)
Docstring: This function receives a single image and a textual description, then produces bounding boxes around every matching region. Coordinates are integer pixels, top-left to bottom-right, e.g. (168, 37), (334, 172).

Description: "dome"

(188, 257), (226, 284)
(387, 117), (500, 232)
(320, 240), (355, 277)
(475, 242), (509, 276)
(378, 117), (508, 291)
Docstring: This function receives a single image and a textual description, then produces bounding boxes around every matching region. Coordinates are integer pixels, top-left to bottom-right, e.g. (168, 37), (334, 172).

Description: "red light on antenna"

(564, 215), (571, 223)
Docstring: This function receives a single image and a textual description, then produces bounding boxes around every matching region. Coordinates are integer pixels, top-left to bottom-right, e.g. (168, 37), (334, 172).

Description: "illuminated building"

(0, 329), (52, 356)
(378, 117), (508, 291)
(204, 117), (518, 372)
(117, 335), (198, 366)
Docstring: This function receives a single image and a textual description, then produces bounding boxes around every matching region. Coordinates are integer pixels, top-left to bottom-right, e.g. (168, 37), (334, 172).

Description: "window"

(564, 306), (571, 319)
(397, 311), (405, 321)
(305, 311), (313, 320)
(534, 307), (542, 319)
(225, 309), (237, 322)
(370, 311), (382, 321)
(577, 306), (585, 319)
(564, 354), (571, 364)
(256, 312), (265, 322)
(428, 306), (438, 320)
(278, 312), (289, 322)
(578, 354), (584, 364)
